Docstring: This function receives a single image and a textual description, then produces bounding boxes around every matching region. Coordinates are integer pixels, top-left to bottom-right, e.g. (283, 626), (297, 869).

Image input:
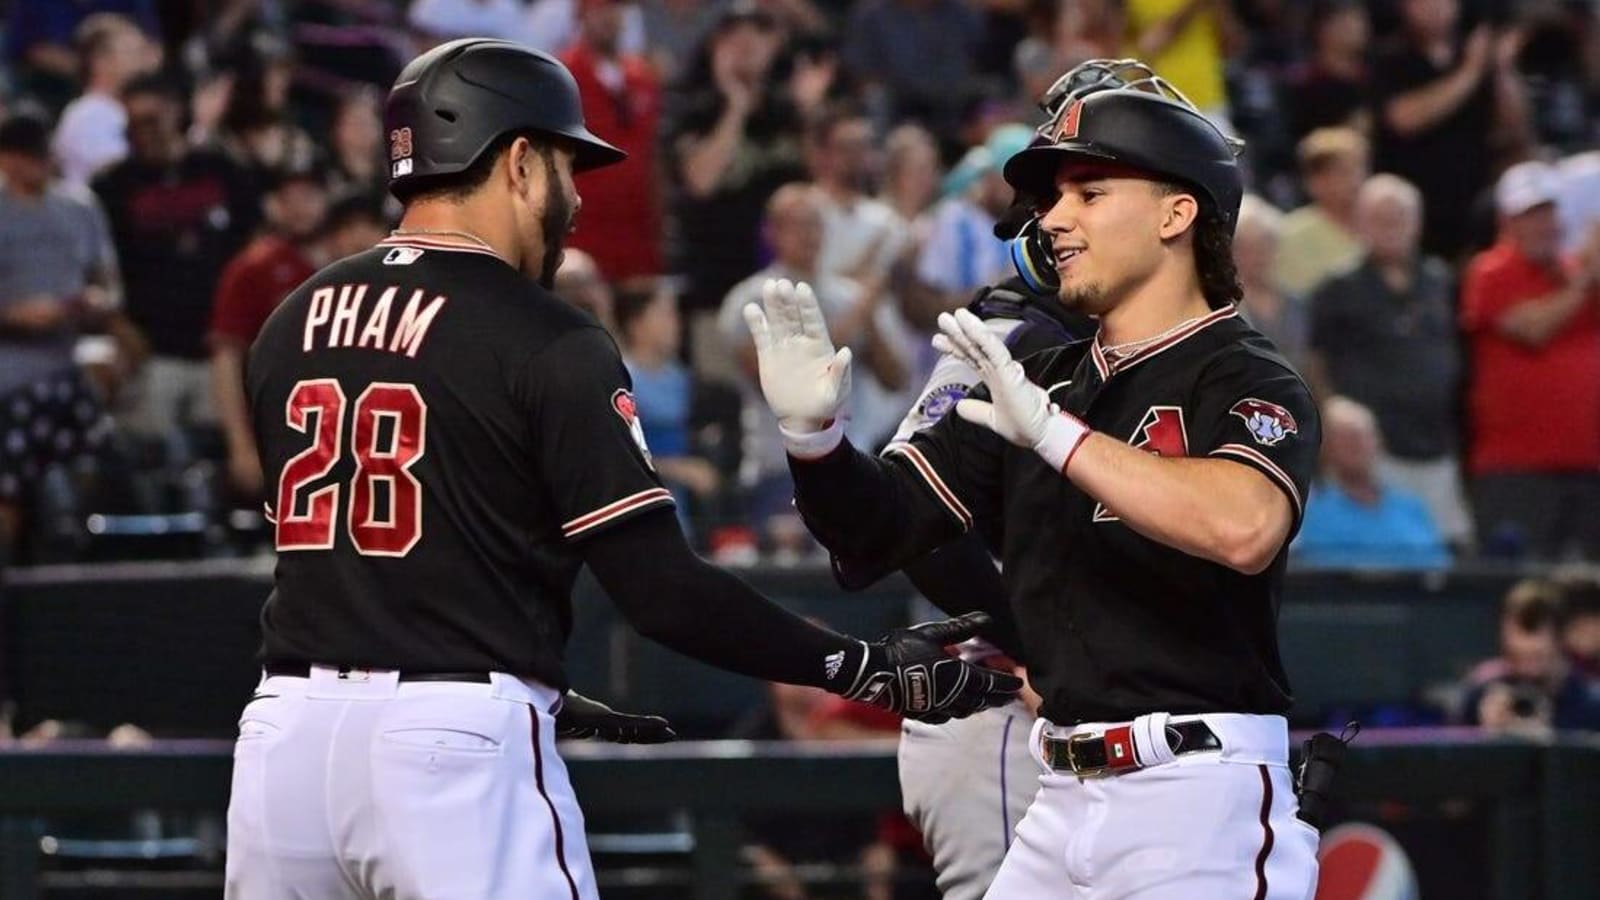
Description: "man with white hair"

(1461, 160), (1600, 561)
(51, 13), (159, 187)
(1234, 194), (1309, 370)
(1293, 396), (1448, 568)
(1309, 173), (1470, 549)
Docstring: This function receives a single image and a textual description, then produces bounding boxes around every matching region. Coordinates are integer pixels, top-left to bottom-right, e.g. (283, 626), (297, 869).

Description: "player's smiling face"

(1037, 159), (1197, 316)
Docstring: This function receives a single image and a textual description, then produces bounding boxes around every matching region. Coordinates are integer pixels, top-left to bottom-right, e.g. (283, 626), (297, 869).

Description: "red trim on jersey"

(1252, 764), (1275, 900)
(1090, 341), (1111, 381)
(561, 487), (675, 538)
(884, 442), (973, 530)
(1211, 443), (1303, 516)
(1092, 306), (1239, 378)
(377, 236), (508, 262)
(530, 707), (581, 900)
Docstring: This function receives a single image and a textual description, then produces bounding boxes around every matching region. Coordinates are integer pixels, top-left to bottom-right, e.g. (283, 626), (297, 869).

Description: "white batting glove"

(932, 308), (1090, 473)
(743, 278), (853, 457)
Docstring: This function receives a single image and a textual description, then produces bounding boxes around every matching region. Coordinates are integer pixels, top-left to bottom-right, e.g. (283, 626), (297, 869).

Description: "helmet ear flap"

(1009, 217), (1058, 295)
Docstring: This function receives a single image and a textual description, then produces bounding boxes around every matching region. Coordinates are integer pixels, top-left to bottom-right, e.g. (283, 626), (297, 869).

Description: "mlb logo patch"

(383, 247), (424, 266)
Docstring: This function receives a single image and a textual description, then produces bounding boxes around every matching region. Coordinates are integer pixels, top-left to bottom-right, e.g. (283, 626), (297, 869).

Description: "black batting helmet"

(384, 38), (625, 199)
(1004, 59), (1244, 230)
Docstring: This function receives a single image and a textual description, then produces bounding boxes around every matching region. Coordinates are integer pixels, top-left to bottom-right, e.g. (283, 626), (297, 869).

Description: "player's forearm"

(789, 436), (961, 572)
(584, 510), (858, 688)
(1065, 436), (1292, 574)
(901, 535), (1026, 661)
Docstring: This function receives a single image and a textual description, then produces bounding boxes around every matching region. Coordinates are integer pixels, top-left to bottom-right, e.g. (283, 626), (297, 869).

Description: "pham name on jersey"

(301, 283), (448, 358)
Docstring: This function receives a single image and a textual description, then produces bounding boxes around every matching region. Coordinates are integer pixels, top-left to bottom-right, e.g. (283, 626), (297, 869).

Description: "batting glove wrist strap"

(822, 613), (1024, 724)
(780, 418), (845, 459)
(1033, 412), (1090, 474)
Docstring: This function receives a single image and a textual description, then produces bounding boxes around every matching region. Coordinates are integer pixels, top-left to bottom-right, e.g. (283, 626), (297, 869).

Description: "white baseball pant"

(899, 700), (1039, 900)
(984, 713), (1319, 899)
(225, 665), (596, 900)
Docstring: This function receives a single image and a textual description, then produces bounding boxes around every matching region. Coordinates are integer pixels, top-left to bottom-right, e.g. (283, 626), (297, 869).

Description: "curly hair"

(1155, 181), (1242, 309)
(1193, 215), (1244, 309)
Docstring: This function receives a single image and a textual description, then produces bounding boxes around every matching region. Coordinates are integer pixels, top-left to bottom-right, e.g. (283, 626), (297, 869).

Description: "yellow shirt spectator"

(1121, 0), (1228, 114)
(1275, 205), (1364, 297)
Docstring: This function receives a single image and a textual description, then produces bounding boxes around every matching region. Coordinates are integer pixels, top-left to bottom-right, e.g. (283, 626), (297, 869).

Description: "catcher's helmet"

(1004, 59), (1243, 229)
(384, 38), (624, 199)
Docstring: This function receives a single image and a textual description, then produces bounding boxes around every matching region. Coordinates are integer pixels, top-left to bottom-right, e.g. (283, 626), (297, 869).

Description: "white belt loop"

(1131, 712), (1177, 767)
(1028, 716), (1052, 774)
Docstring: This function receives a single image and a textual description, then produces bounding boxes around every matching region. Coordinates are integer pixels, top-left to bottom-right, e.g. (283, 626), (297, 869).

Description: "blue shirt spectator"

(613, 279), (723, 537)
(626, 356), (692, 458)
(1292, 396), (1449, 569)
(1294, 480), (1449, 570)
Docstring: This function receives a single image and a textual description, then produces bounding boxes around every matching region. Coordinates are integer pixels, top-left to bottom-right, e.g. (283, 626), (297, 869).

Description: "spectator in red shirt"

(1461, 161), (1600, 561)
(208, 177), (387, 497)
(560, 0), (663, 284)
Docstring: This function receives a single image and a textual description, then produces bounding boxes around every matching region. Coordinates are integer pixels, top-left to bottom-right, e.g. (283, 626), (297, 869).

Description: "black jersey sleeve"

(1190, 349), (1321, 531)
(790, 398), (1007, 572)
(523, 326), (676, 541)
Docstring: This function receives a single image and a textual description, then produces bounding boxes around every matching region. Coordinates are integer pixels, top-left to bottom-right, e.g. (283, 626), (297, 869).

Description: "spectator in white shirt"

(51, 14), (159, 188)
(718, 184), (907, 555)
(805, 106), (918, 444)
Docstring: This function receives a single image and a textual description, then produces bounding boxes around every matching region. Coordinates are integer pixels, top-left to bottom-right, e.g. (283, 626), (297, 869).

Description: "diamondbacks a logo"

(389, 127), (414, 177)
(611, 388), (655, 470)
(1093, 406), (1187, 522)
(1054, 99), (1084, 142)
(1229, 398), (1298, 447)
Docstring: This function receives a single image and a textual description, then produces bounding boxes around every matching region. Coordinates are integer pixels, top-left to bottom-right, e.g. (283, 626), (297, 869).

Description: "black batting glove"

(823, 612), (1024, 724)
(555, 690), (677, 744)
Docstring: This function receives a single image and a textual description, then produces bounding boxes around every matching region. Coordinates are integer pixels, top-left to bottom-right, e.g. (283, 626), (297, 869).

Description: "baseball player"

(225, 39), (1019, 900)
(893, 275), (1093, 900)
(746, 60), (1323, 898)
(805, 270), (1093, 900)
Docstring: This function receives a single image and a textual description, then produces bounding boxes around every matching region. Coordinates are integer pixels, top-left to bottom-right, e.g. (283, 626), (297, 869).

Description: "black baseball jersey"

(794, 305), (1320, 724)
(247, 236), (673, 687)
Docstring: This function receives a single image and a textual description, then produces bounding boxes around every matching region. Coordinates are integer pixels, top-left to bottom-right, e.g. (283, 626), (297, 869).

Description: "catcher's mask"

(1005, 59), (1245, 295)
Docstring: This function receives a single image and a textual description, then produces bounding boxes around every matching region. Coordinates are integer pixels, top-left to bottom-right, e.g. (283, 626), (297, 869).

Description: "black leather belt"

(263, 662), (492, 684)
(1042, 720), (1222, 777)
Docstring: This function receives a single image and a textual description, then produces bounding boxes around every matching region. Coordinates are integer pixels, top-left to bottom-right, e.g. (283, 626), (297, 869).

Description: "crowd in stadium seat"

(1460, 572), (1600, 735)
(1, 0), (1598, 572)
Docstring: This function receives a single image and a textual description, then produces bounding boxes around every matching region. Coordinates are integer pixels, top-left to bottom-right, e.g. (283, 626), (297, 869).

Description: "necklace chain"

(389, 227), (495, 250)
(1101, 310), (1214, 359)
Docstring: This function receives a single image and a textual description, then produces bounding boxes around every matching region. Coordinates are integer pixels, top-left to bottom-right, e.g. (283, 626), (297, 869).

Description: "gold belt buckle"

(1065, 732), (1108, 777)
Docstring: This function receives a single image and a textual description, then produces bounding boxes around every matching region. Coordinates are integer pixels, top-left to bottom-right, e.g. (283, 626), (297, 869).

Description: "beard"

(537, 151), (573, 289)
(1058, 280), (1112, 316)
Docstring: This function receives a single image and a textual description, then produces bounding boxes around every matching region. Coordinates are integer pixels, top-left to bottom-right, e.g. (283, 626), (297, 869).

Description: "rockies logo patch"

(1229, 398), (1298, 446)
(919, 382), (969, 423)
